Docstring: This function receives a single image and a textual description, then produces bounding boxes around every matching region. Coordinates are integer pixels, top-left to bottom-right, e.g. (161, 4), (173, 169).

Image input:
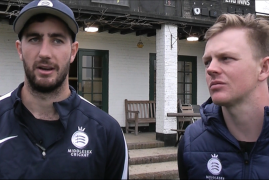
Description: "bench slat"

(125, 99), (156, 135)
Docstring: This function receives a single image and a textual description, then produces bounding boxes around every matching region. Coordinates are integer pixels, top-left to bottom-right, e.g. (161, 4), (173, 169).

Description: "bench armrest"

(127, 110), (139, 114)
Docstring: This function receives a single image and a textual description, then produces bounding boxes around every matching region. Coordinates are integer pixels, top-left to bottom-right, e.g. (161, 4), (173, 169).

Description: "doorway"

(69, 49), (109, 112)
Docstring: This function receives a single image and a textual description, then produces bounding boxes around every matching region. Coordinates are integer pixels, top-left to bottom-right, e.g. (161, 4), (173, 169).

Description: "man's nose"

(206, 59), (221, 76)
(39, 39), (51, 59)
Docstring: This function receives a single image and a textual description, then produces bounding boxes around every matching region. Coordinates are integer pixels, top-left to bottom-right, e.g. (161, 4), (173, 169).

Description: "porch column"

(155, 24), (178, 146)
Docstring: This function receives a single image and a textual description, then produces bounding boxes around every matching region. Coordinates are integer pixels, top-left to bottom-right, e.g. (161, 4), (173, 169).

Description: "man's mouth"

(38, 65), (54, 71)
(36, 65), (56, 75)
(210, 81), (225, 88)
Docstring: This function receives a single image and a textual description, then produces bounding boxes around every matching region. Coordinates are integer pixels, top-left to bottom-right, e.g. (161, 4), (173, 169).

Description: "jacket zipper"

(19, 122), (47, 158)
(35, 143), (46, 158)
(243, 152), (249, 179)
(212, 121), (252, 178)
(243, 141), (258, 179)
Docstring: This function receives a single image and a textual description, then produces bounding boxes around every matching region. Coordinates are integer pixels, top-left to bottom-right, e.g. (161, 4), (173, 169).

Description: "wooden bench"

(125, 99), (156, 135)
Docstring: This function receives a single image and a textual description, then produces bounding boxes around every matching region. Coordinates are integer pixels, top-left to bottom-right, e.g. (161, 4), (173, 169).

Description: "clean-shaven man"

(178, 13), (269, 179)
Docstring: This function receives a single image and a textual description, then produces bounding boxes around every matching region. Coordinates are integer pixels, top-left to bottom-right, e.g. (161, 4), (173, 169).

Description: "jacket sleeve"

(104, 122), (129, 179)
(178, 135), (188, 179)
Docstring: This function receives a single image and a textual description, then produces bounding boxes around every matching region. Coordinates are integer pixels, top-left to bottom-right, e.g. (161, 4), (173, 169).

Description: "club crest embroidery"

(207, 154), (222, 175)
(37, 0), (53, 7)
(71, 126), (89, 149)
(67, 127), (92, 157)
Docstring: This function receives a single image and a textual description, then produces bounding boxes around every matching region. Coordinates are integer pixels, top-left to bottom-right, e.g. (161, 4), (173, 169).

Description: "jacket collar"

(201, 97), (269, 141)
(12, 82), (81, 129)
(200, 97), (223, 126)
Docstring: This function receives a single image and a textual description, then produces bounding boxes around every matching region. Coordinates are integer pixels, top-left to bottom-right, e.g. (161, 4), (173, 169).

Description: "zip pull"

(42, 151), (46, 157)
(36, 143), (46, 158)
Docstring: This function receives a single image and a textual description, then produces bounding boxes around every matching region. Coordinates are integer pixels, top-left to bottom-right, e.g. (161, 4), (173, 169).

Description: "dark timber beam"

(151, 24), (162, 29)
(147, 30), (156, 37)
(98, 26), (110, 33)
(108, 28), (120, 34)
(136, 29), (149, 36)
(120, 29), (135, 35)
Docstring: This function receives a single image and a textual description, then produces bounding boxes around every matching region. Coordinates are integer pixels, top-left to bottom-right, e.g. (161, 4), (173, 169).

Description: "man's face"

(202, 28), (261, 106)
(16, 16), (78, 93)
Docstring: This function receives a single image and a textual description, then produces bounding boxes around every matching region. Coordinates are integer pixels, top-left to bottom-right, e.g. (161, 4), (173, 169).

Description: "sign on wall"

(223, 0), (250, 6)
(91, 0), (129, 7)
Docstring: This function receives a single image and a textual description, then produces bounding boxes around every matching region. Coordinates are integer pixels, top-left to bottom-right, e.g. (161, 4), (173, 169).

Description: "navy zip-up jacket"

(0, 83), (128, 179)
(178, 97), (269, 179)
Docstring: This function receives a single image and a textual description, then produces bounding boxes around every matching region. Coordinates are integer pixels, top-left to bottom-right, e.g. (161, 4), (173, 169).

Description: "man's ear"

(15, 40), (23, 61)
(70, 41), (79, 64)
(259, 56), (269, 81)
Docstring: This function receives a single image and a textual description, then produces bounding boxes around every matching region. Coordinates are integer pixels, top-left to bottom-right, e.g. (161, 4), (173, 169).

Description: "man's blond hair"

(205, 13), (269, 59)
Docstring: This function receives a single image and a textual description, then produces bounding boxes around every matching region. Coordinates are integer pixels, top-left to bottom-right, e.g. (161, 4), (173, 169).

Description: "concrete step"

(129, 146), (177, 165)
(125, 133), (179, 179)
(127, 141), (164, 150)
(129, 161), (179, 179)
(125, 132), (165, 150)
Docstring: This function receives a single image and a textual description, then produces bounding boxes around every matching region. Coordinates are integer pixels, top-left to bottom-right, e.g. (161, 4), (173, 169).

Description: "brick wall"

(156, 24), (178, 134)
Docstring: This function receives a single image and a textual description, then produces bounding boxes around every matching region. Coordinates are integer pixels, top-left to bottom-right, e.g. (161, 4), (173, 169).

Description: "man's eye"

(204, 60), (211, 68)
(29, 38), (39, 42)
(54, 39), (63, 44)
(222, 57), (232, 61)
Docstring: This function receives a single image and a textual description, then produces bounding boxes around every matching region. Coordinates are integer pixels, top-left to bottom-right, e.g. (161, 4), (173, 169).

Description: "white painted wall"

(0, 20), (209, 127)
(0, 20), (24, 93)
(77, 29), (156, 127)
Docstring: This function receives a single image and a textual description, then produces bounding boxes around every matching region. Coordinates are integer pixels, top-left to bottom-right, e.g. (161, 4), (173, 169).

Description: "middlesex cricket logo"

(68, 127), (92, 157)
(71, 126), (89, 149)
(207, 154), (222, 175)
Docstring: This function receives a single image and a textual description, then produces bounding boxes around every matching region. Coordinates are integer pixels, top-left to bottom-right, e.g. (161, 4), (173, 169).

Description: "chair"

(180, 104), (195, 122)
(176, 104), (200, 145)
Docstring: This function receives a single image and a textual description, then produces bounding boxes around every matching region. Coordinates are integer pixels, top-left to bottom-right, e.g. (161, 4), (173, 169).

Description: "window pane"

(83, 94), (92, 102)
(178, 72), (184, 82)
(185, 62), (192, 72)
(178, 61), (184, 71)
(185, 95), (192, 104)
(82, 68), (92, 80)
(93, 81), (102, 93)
(178, 83), (184, 93)
(93, 68), (102, 79)
(178, 95), (184, 104)
(185, 84), (192, 93)
(185, 72), (192, 83)
(93, 94), (102, 104)
(83, 81), (91, 93)
(93, 56), (102, 68)
(82, 56), (92, 68)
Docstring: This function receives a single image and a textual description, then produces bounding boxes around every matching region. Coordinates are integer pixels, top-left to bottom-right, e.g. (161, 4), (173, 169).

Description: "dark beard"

(23, 57), (70, 94)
